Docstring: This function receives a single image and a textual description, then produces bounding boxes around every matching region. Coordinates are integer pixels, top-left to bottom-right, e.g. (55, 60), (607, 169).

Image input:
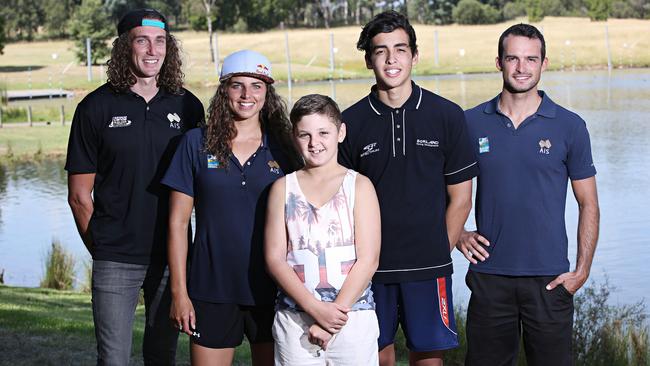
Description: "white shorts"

(272, 308), (379, 366)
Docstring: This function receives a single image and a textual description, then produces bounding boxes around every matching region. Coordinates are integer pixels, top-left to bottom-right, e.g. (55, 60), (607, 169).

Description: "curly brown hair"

(106, 21), (184, 94)
(204, 79), (300, 169)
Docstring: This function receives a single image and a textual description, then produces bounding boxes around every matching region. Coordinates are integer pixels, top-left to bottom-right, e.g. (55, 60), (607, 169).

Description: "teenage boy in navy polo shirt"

(459, 24), (600, 366)
(339, 11), (479, 366)
(66, 9), (204, 365)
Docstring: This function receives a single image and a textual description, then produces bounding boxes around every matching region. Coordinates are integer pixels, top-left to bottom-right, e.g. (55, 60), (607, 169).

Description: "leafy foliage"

(587, 0), (611, 20)
(68, 0), (114, 64)
(453, 0), (502, 24)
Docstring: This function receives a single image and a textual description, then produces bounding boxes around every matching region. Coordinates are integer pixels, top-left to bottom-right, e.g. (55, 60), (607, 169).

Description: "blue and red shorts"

(372, 276), (458, 352)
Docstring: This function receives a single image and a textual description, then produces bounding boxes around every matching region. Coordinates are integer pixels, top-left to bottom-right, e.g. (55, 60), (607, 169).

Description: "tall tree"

(1, 0), (44, 40)
(43, 0), (80, 38)
(104, 0), (148, 22)
(68, 0), (114, 64)
(586, 0), (610, 20)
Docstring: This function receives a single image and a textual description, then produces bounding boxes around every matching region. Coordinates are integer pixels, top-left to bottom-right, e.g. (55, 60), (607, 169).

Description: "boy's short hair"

(498, 23), (546, 60)
(356, 10), (418, 62)
(290, 94), (343, 129)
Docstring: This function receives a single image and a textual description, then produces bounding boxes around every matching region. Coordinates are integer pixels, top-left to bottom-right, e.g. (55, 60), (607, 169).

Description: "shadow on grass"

(0, 66), (44, 73)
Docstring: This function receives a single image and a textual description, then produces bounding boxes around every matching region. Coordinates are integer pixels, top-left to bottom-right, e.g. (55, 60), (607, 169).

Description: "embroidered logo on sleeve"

(538, 139), (552, 155)
(207, 154), (220, 168)
(108, 116), (131, 128)
(167, 113), (182, 129)
(478, 137), (490, 153)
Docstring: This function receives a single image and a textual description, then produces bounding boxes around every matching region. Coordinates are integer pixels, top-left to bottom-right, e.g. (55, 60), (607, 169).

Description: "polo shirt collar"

(367, 81), (423, 115)
(484, 90), (557, 118)
(125, 86), (168, 102)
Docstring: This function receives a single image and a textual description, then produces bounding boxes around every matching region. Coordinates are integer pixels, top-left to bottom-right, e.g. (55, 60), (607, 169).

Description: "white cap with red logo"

(219, 50), (274, 84)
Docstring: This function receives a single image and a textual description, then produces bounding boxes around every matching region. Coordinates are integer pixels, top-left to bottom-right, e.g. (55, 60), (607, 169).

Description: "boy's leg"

(92, 260), (146, 366)
(399, 277), (459, 366)
(325, 310), (379, 365)
(272, 309), (324, 366)
(372, 282), (400, 366)
(519, 276), (574, 366)
(464, 271), (520, 366)
(142, 264), (178, 365)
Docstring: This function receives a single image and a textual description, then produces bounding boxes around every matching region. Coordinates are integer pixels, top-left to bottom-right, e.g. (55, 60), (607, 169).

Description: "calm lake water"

(1, 69), (649, 312)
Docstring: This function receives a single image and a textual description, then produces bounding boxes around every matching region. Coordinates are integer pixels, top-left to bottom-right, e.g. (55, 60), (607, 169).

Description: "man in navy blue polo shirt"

(66, 9), (204, 365)
(459, 24), (600, 366)
(339, 11), (479, 366)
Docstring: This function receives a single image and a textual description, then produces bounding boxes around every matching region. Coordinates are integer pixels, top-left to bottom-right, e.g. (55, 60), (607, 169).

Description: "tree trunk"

(355, 0), (360, 25)
(203, 0), (215, 63)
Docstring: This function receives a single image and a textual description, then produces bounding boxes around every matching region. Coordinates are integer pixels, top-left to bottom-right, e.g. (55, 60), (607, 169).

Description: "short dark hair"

(498, 23), (546, 60)
(290, 94), (342, 130)
(356, 10), (418, 61)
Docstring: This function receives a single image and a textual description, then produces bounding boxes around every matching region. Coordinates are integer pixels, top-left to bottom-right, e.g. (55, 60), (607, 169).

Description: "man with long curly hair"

(65, 8), (204, 365)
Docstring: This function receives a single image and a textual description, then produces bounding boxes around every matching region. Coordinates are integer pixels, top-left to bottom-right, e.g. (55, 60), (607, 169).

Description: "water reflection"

(1, 69), (648, 312)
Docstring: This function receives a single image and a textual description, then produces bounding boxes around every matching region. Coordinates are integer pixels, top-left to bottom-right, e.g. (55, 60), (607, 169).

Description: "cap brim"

(220, 72), (274, 84)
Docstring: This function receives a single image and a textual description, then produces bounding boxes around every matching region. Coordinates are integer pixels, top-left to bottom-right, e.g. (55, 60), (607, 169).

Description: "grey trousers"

(92, 260), (178, 366)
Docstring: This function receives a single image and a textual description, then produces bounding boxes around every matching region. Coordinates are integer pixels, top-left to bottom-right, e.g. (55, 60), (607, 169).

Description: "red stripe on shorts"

(437, 277), (450, 328)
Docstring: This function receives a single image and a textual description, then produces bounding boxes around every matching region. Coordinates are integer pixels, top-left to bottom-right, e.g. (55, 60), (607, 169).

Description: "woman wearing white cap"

(162, 50), (300, 365)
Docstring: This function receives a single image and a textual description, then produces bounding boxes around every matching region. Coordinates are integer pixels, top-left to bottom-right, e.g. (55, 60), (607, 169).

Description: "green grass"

(0, 285), (253, 365)
(1, 281), (649, 365)
(0, 124), (70, 162)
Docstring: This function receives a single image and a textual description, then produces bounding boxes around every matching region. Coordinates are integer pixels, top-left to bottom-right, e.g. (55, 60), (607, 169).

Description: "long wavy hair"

(204, 79), (300, 169)
(106, 21), (184, 94)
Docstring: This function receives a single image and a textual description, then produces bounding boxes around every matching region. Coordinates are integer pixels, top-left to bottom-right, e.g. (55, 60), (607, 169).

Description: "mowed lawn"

(0, 285), (257, 365)
(1, 17), (649, 91)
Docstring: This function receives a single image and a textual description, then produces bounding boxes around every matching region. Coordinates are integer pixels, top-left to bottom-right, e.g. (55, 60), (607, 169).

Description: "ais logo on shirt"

(167, 113), (182, 130)
(207, 155), (220, 169)
(538, 139), (552, 155)
(268, 160), (280, 175)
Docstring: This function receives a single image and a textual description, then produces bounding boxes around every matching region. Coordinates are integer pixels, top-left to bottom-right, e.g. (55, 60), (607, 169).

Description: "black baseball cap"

(117, 8), (168, 36)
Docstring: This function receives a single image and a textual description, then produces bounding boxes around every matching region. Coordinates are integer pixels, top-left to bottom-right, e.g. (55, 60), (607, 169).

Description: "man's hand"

(456, 230), (490, 264)
(308, 323), (333, 350)
(546, 271), (588, 295)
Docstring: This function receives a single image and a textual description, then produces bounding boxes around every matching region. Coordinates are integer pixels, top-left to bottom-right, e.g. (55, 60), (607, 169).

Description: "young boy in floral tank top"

(265, 94), (381, 365)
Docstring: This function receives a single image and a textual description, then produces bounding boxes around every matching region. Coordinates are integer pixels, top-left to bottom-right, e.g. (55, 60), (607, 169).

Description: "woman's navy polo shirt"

(340, 83), (479, 283)
(162, 128), (292, 306)
(65, 84), (204, 265)
(465, 91), (596, 276)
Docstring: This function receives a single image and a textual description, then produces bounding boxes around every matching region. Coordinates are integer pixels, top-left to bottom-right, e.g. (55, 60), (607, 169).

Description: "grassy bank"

(1, 17), (649, 91)
(2, 282), (648, 365)
(0, 124), (70, 162)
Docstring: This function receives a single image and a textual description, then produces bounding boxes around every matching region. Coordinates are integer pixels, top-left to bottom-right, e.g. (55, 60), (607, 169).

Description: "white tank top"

(276, 169), (374, 311)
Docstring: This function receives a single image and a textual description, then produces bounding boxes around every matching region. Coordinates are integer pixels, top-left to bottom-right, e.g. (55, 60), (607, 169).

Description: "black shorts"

(465, 270), (574, 366)
(190, 300), (274, 349)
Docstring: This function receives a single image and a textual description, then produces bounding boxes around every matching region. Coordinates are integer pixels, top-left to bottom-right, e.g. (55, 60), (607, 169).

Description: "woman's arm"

(168, 190), (195, 335)
(264, 178), (350, 333)
(334, 174), (381, 308)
